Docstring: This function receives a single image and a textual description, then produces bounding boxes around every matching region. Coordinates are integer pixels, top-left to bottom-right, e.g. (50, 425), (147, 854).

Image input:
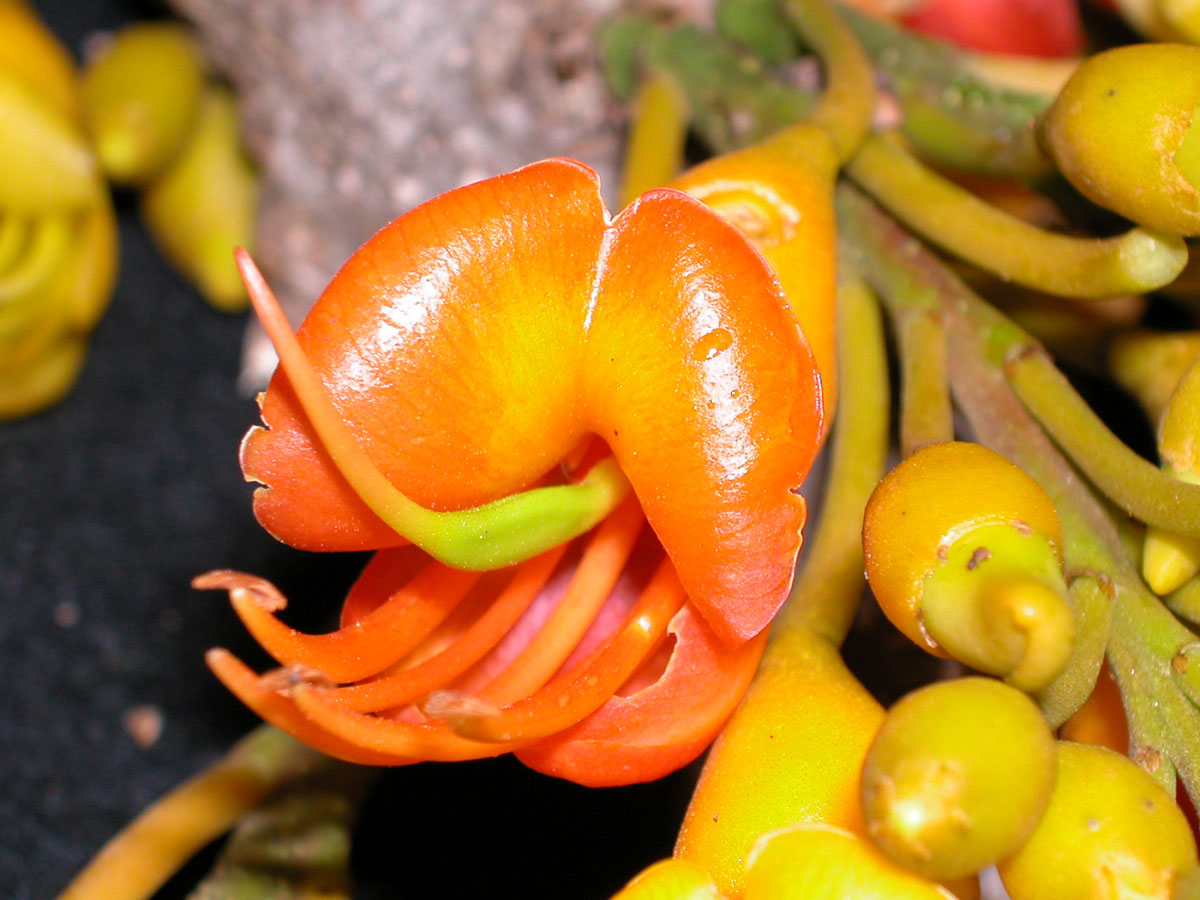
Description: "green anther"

(920, 523), (1074, 694)
(847, 133), (1188, 300)
(407, 457), (632, 572)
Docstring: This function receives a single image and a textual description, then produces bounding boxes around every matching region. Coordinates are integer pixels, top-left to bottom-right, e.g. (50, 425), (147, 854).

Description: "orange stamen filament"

(318, 545), (567, 712)
(204, 649), (416, 766)
(199, 563), (483, 683)
(426, 556), (687, 743)
(287, 683), (523, 762)
(481, 496), (646, 704)
(235, 249), (441, 545)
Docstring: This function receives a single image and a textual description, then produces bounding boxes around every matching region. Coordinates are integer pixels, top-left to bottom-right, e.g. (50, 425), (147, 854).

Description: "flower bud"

(609, 859), (727, 900)
(862, 677), (1057, 881)
(863, 442), (1074, 692)
(141, 87), (257, 312)
(997, 741), (1198, 900)
(81, 21), (205, 184)
(743, 824), (959, 900)
(1040, 43), (1200, 236)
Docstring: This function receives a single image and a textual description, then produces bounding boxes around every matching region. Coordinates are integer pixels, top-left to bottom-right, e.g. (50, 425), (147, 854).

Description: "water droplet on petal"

(693, 328), (733, 361)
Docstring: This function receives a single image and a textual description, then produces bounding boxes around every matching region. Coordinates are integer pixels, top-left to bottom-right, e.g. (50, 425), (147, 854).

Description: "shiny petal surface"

(241, 159), (822, 643)
(242, 158), (604, 549)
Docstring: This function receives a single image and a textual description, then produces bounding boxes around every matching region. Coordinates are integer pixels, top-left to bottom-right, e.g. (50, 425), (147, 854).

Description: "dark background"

(3, 3), (696, 898)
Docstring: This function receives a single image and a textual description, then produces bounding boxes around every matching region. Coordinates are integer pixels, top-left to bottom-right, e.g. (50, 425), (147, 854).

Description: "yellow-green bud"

(998, 741), (1198, 900)
(862, 677), (1057, 881)
(1040, 43), (1200, 236)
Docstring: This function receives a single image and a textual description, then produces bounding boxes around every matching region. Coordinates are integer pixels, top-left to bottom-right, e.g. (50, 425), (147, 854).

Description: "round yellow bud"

(1041, 43), (1200, 236)
(998, 741), (1198, 900)
(862, 677), (1057, 881)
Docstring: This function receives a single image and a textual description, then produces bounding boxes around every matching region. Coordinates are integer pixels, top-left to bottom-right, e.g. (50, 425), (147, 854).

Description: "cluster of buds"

(0, 0), (114, 419)
(52, 0), (1200, 898)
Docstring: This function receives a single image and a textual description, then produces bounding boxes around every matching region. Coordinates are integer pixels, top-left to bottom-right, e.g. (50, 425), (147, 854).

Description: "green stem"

(599, 18), (815, 153)
(837, 182), (1200, 800)
(836, 181), (1111, 725)
(847, 133), (1188, 299)
(777, 272), (889, 646)
(1007, 350), (1200, 539)
(782, 0), (875, 163)
(856, 221), (953, 456)
(836, 2), (1056, 178)
(893, 310), (953, 456)
(187, 760), (375, 900)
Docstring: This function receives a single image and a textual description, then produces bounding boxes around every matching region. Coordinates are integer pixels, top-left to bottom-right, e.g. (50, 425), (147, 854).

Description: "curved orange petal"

(242, 158), (605, 549)
(241, 159), (822, 643)
(582, 188), (821, 642)
(516, 604), (768, 787)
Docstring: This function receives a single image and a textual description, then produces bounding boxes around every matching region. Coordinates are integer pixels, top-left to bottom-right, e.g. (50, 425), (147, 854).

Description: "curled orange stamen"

(426, 557), (687, 743)
(196, 560), (482, 683)
(316, 545), (566, 712)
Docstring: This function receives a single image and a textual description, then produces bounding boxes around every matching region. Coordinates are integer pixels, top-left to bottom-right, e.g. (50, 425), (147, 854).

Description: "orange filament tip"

(192, 569), (287, 612)
(424, 691), (503, 720)
(434, 559), (687, 744)
(257, 664), (337, 692)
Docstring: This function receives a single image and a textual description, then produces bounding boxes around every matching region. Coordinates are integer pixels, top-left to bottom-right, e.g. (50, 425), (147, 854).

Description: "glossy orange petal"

(583, 187), (821, 642)
(240, 158), (821, 644)
(241, 159), (605, 550)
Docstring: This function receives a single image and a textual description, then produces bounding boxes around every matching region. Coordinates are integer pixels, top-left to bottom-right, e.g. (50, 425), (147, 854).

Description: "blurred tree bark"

(169, 0), (703, 386)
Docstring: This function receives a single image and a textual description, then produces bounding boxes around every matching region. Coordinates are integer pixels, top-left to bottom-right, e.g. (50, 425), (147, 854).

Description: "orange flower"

(200, 158), (824, 785)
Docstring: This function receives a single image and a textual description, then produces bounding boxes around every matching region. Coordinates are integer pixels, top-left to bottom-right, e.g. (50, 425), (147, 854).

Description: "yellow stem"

(783, 0), (875, 163)
(778, 273), (889, 645)
(54, 726), (325, 900)
(847, 132), (1188, 299)
(1007, 348), (1200, 539)
(618, 68), (689, 208)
